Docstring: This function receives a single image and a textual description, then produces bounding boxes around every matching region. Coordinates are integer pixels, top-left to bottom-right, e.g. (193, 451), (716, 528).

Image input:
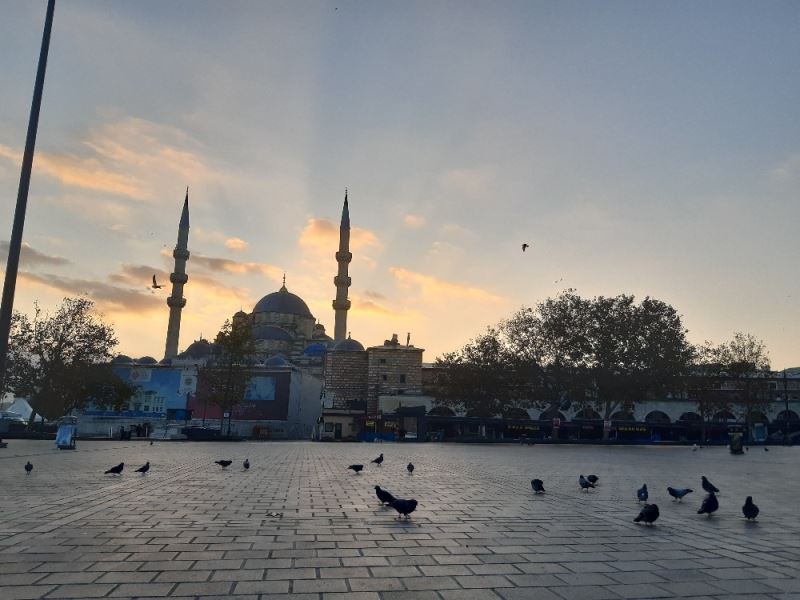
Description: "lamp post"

(784, 369), (790, 446)
(0, 0), (56, 393)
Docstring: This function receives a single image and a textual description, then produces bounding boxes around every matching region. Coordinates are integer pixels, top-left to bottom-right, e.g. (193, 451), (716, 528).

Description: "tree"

(6, 298), (124, 422)
(198, 318), (257, 435)
(689, 342), (731, 442)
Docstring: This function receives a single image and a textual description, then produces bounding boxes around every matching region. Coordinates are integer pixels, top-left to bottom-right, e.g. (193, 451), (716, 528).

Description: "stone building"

(366, 334), (424, 414)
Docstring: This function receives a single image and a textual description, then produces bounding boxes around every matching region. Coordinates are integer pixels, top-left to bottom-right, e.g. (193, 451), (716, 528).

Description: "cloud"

(438, 167), (494, 196)
(770, 154), (800, 182)
(363, 289), (386, 300)
(298, 218), (380, 254)
(186, 252), (282, 280)
(389, 267), (504, 304)
(0, 241), (70, 268)
(403, 214), (425, 229)
(225, 237), (249, 251)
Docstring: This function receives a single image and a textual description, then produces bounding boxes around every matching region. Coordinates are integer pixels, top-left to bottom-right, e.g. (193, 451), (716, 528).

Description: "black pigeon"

(135, 461), (150, 474)
(637, 484), (648, 503)
(149, 440), (154, 445)
(152, 275), (163, 289)
(105, 462), (124, 475)
(390, 498), (418, 519)
(634, 503), (660, 525)
(764, 447), (769, 452)
(522, 243), (529, 252)
(531, 479), (545, 494)
(243, 459), (250, 470)
(407, 463), (414, 474)
(579, 475), (594, 491)
(701, 476), (720, 494)
(348, 464), (364, 474)
(587, 474), (599, 485)
(215, 460), (233, 468)
(742, 496), (759, 520)
(25, 461), (33, 474)
(372, 453), (384, 466)
(667, 487), (693, 501)
(698, 492), (719, 517)
(375, 485), (395, 505)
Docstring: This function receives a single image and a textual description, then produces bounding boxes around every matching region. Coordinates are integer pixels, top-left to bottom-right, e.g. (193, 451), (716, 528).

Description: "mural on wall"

(84, 366), (197, 418)
(245, 376), (276, 402)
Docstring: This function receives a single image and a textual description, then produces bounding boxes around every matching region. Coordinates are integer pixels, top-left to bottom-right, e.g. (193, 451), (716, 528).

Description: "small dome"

(265, 354), (291, 367)
(136, 356), (157, 365)
(233, 310), (248, 318)
(112, 354), (133, 364)
(253, 285), (313, 318)
(333, 338), (365, 352)
(252, 325), (293, 342)
(180, 338), (216, 359)
(303, 343), (328, 357)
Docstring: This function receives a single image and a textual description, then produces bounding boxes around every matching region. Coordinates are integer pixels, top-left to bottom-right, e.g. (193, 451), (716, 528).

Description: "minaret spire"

(164, 188), (190, 359)
(332, 189), (352, 342)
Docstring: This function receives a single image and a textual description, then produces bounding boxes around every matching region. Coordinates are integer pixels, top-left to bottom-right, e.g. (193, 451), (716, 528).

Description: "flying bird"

(215, 460), (233, 468)
(742, 496), (759, 521)
(579, 475), (595, 491)
(634, 503), (660, 525)
(243, 459), (250, 470)
(105, 462), (124, 475)
(698, 492), (719, 517)
(151, 275), (163, 289)
(531, 479), (545, 494)
(667, 487), (693, 502)
(348, 464), (364, 474)
(522, 243), (529, 252)
(135, 461), (150, 474)
(637, 484), (648, 503)
(371, 453), (384, 466)
(375, 485), (396, 505)
(25, 461), (33, 474)
(701, 476), (720, 494)
(390, 498), (418, 519)
(407, 463), (414, 474)
(587, 474), (599, 486)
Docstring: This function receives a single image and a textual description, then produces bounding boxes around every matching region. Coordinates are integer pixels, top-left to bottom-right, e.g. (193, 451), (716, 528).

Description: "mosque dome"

(112, 354), (133, 364)
(303, 342), (328, 357)
(180, 338), (216, 359)
(253, 285), (312, 318)
(264, 354), (292, 367)
(136, 356), (157, 365)
(252, 325), (293, 342)
(333, 337), (365, 352)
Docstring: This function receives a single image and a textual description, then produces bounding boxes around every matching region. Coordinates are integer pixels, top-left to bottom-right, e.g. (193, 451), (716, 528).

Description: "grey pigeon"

(579, 474), (594, 491)
(742, 496), (759, 520)
(531, 479), (545, 493)
(243, 459), (250, 470)
(407, 462), (414, 474)
(372, 453), (384, 466)
(104, 462), (124, 475)
(637, 484), (648, 503)
(25, 461), (33, 474)
(135, 461), (150, 474)
(698, 492), (719, 517)
(390, 498), (418, 519)
(634, 503), (659, 525)
(667, 487), (693, 501)
(215, 460), (232, 468)
(701, 476), (720, 494)
(764, 447), (769, 452)
(375, 485), (395, 505)
(587, 474), (599, 485)
(348, 464), (364, 474)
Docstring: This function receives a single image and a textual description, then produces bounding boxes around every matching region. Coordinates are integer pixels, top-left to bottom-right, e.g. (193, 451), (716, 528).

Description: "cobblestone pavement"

(0, 440), (798, 600)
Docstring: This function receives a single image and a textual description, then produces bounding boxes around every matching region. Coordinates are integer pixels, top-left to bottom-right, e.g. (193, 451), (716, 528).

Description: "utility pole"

(0, 0), (56, 393)
(784, 369), (790, 446)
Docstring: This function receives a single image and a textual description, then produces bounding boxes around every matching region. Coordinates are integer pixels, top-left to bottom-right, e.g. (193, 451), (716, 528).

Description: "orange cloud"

(403, 214), (425, 228)
(389, 267), (504, 303)
(225, 237), (249, 251)
(299, 218), (380, 254)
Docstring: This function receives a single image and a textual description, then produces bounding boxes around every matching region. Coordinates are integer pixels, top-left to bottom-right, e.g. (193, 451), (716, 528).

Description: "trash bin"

(729, 432), (744, 454)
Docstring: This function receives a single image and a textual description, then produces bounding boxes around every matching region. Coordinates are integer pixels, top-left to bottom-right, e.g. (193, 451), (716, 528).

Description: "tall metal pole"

(0, 0), (56, 393)
(784, 369), (790, 445)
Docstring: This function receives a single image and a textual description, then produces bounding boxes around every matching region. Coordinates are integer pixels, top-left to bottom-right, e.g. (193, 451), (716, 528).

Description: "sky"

(0, 1), (798, 368)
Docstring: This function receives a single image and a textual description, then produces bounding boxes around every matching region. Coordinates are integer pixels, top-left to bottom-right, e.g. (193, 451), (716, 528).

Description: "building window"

(324, 423), (334, 432)
(382, 374), (387, 381)
(400, 374), (406, 384)
(398, 389), (405, 395)
(380, 358), (386, 364)
(769, 382), (777, 390)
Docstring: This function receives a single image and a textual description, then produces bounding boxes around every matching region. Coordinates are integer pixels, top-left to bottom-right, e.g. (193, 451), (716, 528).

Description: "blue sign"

(245, 376), (276, 402)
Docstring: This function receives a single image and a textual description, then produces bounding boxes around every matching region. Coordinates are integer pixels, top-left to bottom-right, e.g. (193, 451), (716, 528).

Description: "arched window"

(428, 406), (455, 417)
(573, 408), (602, 420)
(645, 410), (671, 424)
(539, 410), (566, 422)
(713, 410), (737, 422)
(610, 411), (634, 421)
(679, 412), (702, 423)
(503, 407), (531, 419)
(775, 410), (800, 423)
(466, 407), (494, 418)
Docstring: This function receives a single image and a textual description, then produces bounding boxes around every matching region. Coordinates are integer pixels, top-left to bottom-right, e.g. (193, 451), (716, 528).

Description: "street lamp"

(784, 368), (790, 446)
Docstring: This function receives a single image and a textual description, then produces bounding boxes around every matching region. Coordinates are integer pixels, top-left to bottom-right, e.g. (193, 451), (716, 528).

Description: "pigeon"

(372, 453), (384, 466)
(522, 243), (529, 252)
(701, 476), (720, 494)
(637, 484), (648, 503)
(134, 461), (150, 474)
(407, 462), (414, 474)
(243, 459), (250, 470)
(634, 503), (660, 525)
(348, 464), (364, 474)
(390, 498), (418, 519)
(152, 275), (163, 289)
(25, 461), (33, 474)
(587, 474), (599, 486)
(215, 460), (233, 468)
(742, 496), (759, 521)
(667, 487), (693, 501)
(698, 492), (719, 517)
(105, 462), (124, 475)
(764, 447), (769, 452)
(579, 475), (595, 491)
(692, 444), (698, 451)
(375, 485), (396, 505)
(149, 440), (154, 446)
(531, 479), (545, 494)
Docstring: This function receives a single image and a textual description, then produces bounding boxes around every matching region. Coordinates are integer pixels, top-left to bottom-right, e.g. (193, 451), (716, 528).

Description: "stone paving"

(0, 440), (798, 600)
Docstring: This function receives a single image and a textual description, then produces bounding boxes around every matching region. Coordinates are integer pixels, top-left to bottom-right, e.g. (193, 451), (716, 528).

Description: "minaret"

(332, 190), (352, 342)
(164, 189), (190, 359)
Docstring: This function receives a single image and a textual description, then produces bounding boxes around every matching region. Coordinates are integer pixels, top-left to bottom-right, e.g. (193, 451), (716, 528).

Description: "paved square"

(1, 441), (798, 599)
